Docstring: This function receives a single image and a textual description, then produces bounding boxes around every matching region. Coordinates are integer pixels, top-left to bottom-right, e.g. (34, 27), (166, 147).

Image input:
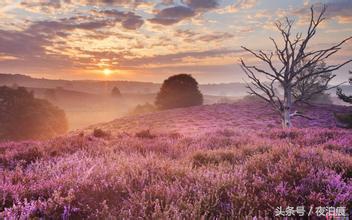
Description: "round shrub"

(155, 74), (203, 110)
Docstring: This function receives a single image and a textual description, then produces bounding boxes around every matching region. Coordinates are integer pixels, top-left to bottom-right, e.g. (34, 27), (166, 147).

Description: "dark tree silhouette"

(155, 74), (203, 109)
(111, 86), (122, 97)
(0, 86), (68, 140)
(336, 71), (352, 104)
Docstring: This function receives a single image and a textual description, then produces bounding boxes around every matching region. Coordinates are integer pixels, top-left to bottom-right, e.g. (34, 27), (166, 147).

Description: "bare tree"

(240, 5), (352, 128)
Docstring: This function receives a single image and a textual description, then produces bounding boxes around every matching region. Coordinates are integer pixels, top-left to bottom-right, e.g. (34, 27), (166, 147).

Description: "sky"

(0, 0), (351, 83)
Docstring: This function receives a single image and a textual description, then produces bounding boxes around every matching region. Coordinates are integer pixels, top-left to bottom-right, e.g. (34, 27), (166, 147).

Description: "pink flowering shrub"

(0, 101), (351, 218)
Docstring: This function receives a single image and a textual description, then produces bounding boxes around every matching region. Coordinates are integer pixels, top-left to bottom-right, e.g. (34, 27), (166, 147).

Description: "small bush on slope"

(93, 128), (111, 138)
(335, 113), (352, 128)
(129, 102), (157, 116)
(135, 129), (156, 139)
(192, 150), (237, 167)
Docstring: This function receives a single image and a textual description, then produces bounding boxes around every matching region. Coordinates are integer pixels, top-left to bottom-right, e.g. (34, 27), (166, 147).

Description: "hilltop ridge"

(0, 73), (247, 96)
(83, 100), (351, 136)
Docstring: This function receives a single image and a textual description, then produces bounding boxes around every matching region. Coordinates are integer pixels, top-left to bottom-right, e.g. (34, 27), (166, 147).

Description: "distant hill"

(0, 73), (160, 94)
(1, 73), (350, 108)
(0, 73), (248, 96)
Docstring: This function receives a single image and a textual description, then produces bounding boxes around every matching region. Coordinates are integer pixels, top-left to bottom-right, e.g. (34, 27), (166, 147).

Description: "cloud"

(174, 29), (234, 42)
(1, 0), (350, 83)
(119, 48), (242, 68)
(19, 0), (73, 13)
(160, 0), (174, 5)
(81, 0), (153, 9)
(197, 32), (234, 42)
(0, 29), (48, 56)
(19, 11), (143, 36)
(292, 0), (352, 24)
(149, 0), (221, 26)
(19, 0), (150, 13)
(233, 0), (258, 10)
(335, 16), (352, 24)
(174, 29), (198, 38)
(149, 6), (195, 25)
(52, 9), (144, 30)
(83, 0), (143, 4)
(97, 9), (144, 29)
(20, 0), (62, 9)
(241, 0), (258, 9)
(0, 8), (144, 71)
(303, 0), (310, 7)
(325, 0), (352, 24)
(0, 54), (19, 61)
(0, 26), (73, 72)
(216, 0), (258, 14)
(183, 0), (220, 10)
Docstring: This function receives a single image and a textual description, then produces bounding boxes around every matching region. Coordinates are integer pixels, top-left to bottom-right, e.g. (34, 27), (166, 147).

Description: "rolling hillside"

(85, 99), (351, 135)
(11, 86), (237, 131)
(1, 100), (351, 218)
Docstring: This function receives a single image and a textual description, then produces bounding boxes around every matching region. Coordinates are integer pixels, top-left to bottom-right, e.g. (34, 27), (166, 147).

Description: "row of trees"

(241, 5), (352, 128)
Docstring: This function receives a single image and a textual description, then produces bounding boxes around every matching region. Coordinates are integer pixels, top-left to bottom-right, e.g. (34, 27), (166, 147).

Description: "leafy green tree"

(155, 74), (203, 110)
(0, 86), (68, 140)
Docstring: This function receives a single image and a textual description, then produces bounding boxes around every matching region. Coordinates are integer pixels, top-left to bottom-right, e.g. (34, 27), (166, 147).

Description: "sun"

(103, 68), (112, 76)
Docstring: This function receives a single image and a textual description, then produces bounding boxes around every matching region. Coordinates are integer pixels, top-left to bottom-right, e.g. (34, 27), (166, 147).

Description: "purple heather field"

(0, 99), (351, 219)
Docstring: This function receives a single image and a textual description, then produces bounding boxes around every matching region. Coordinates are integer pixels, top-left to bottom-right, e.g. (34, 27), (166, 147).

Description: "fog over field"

(0, 73), (245, 130)
(1, 73), (350, 130)
(0, 0), (352, 218)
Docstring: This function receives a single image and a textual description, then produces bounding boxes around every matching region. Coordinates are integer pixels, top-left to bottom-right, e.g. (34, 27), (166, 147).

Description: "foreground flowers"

(0, 101), (351, 218)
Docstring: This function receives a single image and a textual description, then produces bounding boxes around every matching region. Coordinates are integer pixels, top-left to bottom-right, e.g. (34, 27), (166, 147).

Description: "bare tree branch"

(290, 110), (314, 120)
(239, 4), (352, 128)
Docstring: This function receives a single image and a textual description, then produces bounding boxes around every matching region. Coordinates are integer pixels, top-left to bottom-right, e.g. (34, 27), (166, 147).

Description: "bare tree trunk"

(283, 85), (292, 128)
(241, 6), (352, 128)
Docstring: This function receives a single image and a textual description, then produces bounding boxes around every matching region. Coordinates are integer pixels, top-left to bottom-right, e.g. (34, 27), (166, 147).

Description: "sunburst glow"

(103, 69), (112, 76)
(0, 1), (351, 83)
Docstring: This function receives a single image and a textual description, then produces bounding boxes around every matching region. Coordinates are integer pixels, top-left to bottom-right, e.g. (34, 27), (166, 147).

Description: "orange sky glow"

(0, 0), (351, 83)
